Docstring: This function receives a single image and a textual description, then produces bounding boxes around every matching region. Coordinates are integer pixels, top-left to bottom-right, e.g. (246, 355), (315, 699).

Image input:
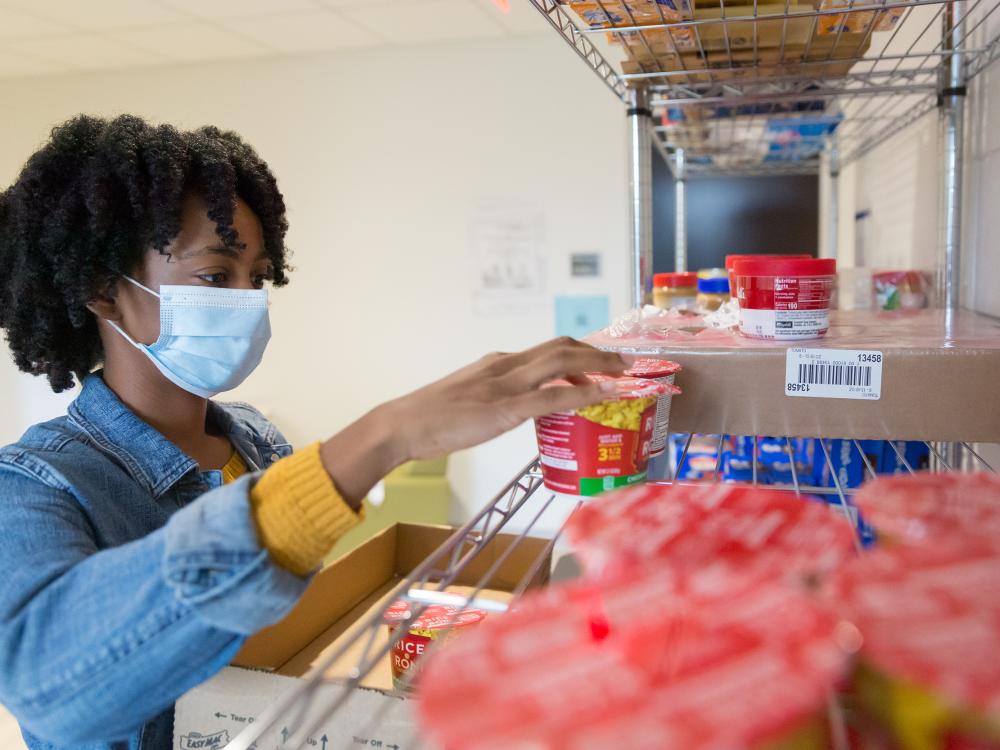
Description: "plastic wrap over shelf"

(586, 308), (1000, 441)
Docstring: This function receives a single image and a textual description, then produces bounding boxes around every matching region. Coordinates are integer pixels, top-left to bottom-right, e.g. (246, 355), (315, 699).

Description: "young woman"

(0, 115), (627, 750)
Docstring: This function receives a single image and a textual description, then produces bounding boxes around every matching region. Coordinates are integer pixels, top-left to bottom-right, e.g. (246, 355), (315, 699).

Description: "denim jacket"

(0, 373), (308, 750)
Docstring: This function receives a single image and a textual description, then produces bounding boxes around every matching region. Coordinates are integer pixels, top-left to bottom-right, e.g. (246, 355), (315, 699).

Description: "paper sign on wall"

(470, 203), (546, 315)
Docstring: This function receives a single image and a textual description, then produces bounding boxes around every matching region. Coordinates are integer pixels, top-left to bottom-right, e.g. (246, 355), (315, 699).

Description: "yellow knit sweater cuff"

(250, 442), (364, 576)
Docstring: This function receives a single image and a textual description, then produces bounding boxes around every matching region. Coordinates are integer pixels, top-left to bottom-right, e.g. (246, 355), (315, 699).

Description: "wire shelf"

(529, 0), (1000, 175)
(217, 433), (994, 750)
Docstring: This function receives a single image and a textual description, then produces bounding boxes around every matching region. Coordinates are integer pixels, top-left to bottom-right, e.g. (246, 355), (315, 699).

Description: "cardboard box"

(174, 523), (552, 750)
(684, 5), (815, 51)
(587, 309), (1000, 442)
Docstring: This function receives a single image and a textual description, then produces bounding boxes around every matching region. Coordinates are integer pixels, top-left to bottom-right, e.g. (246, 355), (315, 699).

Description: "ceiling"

(0, 0), (548, 79)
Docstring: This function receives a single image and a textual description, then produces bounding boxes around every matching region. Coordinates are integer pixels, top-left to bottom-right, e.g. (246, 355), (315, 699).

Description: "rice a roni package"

(417, 564), (852, 750)
(831, 541), (1000, 749)
(853, 472), (1000, 545)
(564, 482), (858, 580)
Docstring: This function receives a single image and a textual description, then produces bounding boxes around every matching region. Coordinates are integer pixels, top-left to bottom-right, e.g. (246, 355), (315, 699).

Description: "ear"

(86, 279), (124, 322)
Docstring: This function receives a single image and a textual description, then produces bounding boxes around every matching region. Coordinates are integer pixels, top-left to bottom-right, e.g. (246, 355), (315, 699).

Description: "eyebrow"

(179, 243), (266, 262)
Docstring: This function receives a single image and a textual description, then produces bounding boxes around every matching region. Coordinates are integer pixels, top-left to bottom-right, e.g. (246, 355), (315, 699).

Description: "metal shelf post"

(675, 147), (688, 273)
(628, 87), (654, 307)
(828, 138), (840, 261)
(940, 0), (966, 314)
(939, 0), (967, 470)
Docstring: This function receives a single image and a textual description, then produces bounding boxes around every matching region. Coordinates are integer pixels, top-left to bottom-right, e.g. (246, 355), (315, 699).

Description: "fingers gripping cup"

(534, 375), (674, 496)
(623, 359), (682, 457)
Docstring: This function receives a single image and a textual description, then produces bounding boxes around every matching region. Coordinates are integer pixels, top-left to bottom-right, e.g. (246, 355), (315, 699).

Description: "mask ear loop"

(105, 276), (161, 349)
(121, 275), (161, 298)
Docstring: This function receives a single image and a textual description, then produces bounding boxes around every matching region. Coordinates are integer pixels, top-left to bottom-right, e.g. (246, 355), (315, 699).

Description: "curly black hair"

(0, 114), (291, 393)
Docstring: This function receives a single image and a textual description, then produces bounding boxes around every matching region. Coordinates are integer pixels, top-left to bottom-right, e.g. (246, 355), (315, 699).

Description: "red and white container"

(534, 375), (672, 497)
(733, 257), (837, 340)
(384, 600), (488, 693)
(725, 253), (811, 298)
(623, 358), (682, 457)
(417, 563), (850, 750)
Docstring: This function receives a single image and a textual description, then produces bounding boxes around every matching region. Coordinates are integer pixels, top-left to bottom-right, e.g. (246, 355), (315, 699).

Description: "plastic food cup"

(384, 601), (487, 693)
(534, 375), (669, 496)
(733, 257), (837, 340)
(725, 254), (812, 300)
(623, 359), (682, 457)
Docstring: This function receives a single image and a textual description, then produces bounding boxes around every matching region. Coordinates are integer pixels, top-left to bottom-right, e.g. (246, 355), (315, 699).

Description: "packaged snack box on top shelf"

(561, 0), (690, 27)
(678, 4), (816, 52)
(418, 560), (851, 750)
(621, 31), (872, 83)
(817, 0), (906, 35)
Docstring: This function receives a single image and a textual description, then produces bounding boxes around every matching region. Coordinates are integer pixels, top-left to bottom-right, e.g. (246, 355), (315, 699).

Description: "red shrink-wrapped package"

(565, 482), (858, 580)
(853, 472), (1000, 546)
(831, 541), (1000, 749)
(417, 564), (854, 750)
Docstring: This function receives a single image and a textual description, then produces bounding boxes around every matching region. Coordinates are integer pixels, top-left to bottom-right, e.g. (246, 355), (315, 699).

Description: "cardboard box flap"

(234, 523), (551, 672)
(233, 524), (401, 671)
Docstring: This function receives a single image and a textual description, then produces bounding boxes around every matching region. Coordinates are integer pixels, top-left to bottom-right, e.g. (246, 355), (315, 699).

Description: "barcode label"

(785, 348), (883, 400)
(797, 362), (873, 387)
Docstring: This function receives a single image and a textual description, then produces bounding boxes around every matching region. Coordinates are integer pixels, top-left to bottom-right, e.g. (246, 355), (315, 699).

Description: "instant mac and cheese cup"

(623, 358), (682, 457)
(384, 601), (487, 693)
(534, 375), (669, 496)
(733, 257), (837, 340)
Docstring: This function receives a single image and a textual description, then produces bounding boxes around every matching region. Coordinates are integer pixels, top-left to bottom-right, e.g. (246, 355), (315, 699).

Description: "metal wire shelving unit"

(219, 2), (1000, 749)
(223, 439), (995, 750)
(529, 0), (1000, 304)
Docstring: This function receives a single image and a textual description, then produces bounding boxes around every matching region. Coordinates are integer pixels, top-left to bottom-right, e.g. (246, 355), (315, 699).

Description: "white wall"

(0, 33), (630, 529)
(824, 10), (1000, 319)
(963, 11), (1000, 319)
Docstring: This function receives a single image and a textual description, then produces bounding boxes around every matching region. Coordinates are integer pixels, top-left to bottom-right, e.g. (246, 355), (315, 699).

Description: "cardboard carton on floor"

(174, 523), (552, 750)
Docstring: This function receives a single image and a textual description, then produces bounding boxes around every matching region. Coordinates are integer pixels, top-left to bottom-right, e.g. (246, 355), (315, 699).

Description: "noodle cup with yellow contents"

(534, 375), (670, 496)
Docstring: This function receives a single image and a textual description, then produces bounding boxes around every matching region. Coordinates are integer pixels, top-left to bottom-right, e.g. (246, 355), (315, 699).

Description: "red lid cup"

(653, 272), (698, 288)
(623, 358), (682, 379)
(551, 374), (675, 400)
(725, 253), (811, 272)
(732, 257), (837, 276)
(384, 600), (413, 625)
(383, 600), (488, 630)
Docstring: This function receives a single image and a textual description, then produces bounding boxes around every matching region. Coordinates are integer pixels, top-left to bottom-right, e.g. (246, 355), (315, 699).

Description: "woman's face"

(111, 192), (270, 347)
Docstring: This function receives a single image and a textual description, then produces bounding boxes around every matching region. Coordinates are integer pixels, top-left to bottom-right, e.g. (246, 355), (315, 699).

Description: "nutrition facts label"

(784, 348), (883, 400)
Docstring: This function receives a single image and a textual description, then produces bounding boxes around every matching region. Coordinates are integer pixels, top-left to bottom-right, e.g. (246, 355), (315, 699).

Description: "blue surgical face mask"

(107, 276), (271, 399)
